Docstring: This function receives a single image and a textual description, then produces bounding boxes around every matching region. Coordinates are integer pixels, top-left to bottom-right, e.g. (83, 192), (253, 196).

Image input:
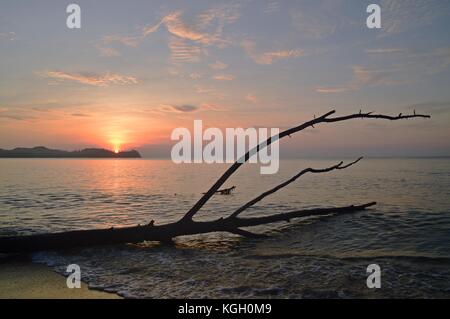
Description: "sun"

(108, 133), (125, 155)
(110, 139), (122, 154)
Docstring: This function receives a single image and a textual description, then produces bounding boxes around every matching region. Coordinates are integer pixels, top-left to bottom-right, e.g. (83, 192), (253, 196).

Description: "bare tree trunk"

(0, 110), (429, 253)
(0, 202), (376, 253)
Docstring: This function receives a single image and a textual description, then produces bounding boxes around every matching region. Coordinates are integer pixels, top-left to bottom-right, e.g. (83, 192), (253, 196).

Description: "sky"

(1, 0), (450, 157)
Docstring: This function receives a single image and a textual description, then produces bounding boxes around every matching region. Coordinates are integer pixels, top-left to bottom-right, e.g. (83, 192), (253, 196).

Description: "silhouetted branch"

(230, 157), (363, 218)
(228, 228), (268, 239)
(0, 202), (376, 253)
(232, 202), (377, 228)
(182, 110), (429, 221)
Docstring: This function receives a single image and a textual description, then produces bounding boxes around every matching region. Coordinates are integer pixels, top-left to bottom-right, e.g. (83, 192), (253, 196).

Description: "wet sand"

(0, 261), (121, 299)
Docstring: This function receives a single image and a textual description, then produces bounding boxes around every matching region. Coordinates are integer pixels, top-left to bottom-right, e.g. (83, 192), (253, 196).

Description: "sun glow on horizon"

(109, 135), (124, 155)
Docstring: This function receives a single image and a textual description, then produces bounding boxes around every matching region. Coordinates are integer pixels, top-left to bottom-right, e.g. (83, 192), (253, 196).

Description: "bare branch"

(0, 202), (376, 253)
(182, 110), (429, 221)
(229, 158), (363, 218)
(337, 157), (363, 169)
(232, 202), (377, 229)
(228, 228), (268, 239)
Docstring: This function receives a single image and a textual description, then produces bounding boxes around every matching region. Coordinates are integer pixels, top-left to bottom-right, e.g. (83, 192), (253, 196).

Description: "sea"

(0, 158), (449, 298)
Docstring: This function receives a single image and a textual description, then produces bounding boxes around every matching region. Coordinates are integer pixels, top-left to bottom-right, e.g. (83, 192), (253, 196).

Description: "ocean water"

(0, 158), (449, 298)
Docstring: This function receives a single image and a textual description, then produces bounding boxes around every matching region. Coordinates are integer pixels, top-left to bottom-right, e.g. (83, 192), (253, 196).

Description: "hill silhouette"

(0, 146), (141, 158)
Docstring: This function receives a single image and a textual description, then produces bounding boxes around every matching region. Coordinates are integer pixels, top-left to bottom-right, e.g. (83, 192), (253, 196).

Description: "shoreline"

(0, 259), (121, 299)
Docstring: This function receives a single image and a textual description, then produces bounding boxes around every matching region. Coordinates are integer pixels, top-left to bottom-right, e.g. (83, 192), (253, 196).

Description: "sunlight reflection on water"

(1, 158), (449, 298)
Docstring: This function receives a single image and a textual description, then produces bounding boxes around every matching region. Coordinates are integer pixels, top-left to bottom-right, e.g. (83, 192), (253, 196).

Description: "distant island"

(0, 146), (141, 158)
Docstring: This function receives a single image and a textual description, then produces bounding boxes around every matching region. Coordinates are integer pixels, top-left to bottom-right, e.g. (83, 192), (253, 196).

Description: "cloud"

(96, 45), (121, 57)
(381, 0), (449, 35)
(264, 1), (280, 14)
(209, 60), (228, 70)
(365, 48), (406, 54)
(157, 102), (225, 114)
(196, 85), (213, 94)
(290, 2), (341, 39)
(189, 73), (202, 80)
(195, 3), (241, 34)
(161, 104), (200, 113)
(168, 36), (204, 64)
(201, 103), (227, 111)
(316, 65), (399, 93)
(41, 71), (138, 87)
(71, 113), (91, 117)
(409, 47), (450, 74)
(102, 34), (142, 47)
(0, 107), (33, 121)
(212, 74), (235, 81)
(0, 32), (15, 41)
(143, 5), (239, 46)
(245, 93), (258, 103)
(317, 46), (450, 94)
(352, 65), (399, 86)
(315, 87), (350, 94)
(99, 4), (240, 62)
(405, 101), (450, 114)
(147, 11), (211, 44)
(242, 40), (304, 65)
(195, 85), (226, 99)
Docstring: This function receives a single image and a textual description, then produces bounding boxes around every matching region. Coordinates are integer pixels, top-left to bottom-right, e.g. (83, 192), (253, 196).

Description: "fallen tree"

(0, 110), (430, 253)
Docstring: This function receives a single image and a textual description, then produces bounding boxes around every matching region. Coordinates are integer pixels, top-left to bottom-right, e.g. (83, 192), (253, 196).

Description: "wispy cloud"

(144, 8), (240, 65)
(143, 4), (240, 47)
(41, 71), (138, 87)
(189, 72), (202, 80)
(98, 4), (240, 64)
(405, 101), (450, 114)
(317, 46), (450, 93)
(381, 0), (449, 35)
(195, 3), (241, 35)
(0, 107), (29, 121)
(209, 60), (228, 70)
(101, 34), (142, 47)
(200, 103), (226, 111)
(264, 1), (280, 14)
(290, 1), (342, 39)
(315, 87), (350, 94)
(160, 104), (200, 113)
(0, 32), (15, 40)
(212, 74), (235, 81)
(195, 86), (213, 94)
(195, 85), (226, 99)
(144, 11), (213, 44)
(71, 113), (91, 117)
(408, 47), (450, 74)
(365, 48), (406, 54)
(95, 45), (121, 57)
(242, 40), (304, 65)
(156, 102), (225, 115)
(168, 36), (204, 64)
(316, 65), (398, 93)
(245, 93), (258, 103)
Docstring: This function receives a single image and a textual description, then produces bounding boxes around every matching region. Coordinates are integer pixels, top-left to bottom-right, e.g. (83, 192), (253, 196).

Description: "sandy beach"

(0, 260), (121, 299)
